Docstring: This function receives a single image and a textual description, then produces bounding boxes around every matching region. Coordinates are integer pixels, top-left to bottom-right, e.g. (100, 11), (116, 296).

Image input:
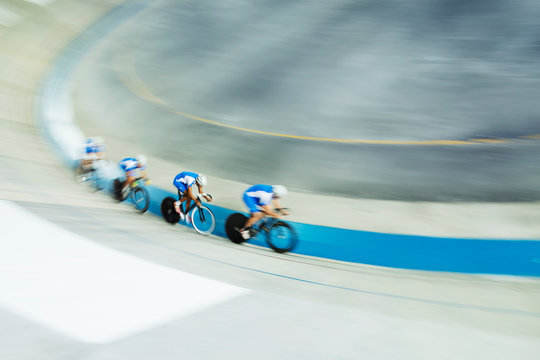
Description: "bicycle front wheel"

(190, 205), (216, 235)
(131, 186), (150, 213)
(266, 221), (298, 253)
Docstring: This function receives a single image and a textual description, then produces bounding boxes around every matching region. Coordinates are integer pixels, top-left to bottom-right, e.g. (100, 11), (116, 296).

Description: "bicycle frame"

(124, 177), (146, 197)
(130, 178), (144, 189)
(177, 196), (208, 222)
(224, 209), (297, 253)
(250, 217), (278, 236)
(250, 207), (290, 235)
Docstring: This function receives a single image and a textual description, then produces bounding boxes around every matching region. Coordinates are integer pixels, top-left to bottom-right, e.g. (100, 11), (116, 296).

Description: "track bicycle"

(225, 209), (298, 253)
(113, 177), (150, 213)
(161, 194), (216, 235)
(74, 161), (105, 191)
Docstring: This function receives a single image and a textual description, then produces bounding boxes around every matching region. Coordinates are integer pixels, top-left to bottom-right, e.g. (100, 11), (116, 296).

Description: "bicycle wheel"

(161, 196), (180, 224)
(266, 221), (298, 253)
(93, 175), (105, 191)
(74, 162), (86, 180)
(112, 178), (124, 201)
(76, 168), (99, 190)
(225, 213), (248, 244)
(130, 186), (149, 213)
(190, 205), (216, 235)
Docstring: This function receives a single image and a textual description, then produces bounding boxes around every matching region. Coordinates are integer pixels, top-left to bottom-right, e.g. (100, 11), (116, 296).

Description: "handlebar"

(196, 193), (213, 202)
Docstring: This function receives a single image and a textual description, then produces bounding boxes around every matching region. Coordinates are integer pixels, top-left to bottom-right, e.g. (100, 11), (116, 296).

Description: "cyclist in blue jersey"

(172, 171), (212, 222)
(237, 184), (288, 240)
(81, 137), (106, 171)
(116, 155), (148, 198)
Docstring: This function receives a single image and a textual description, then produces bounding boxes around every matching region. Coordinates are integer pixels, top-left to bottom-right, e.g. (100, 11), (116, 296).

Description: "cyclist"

(172, 171), (212, 222)
(115, 155), (149, 199)
(237, 184), (289, 240)
(80, 136), (105, 172)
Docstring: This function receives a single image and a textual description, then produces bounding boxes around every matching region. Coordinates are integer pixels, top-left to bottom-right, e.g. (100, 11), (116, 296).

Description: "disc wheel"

(161, 196), (180, 224)
(225, 213), (248, 244)
(112, 178), (124, 201)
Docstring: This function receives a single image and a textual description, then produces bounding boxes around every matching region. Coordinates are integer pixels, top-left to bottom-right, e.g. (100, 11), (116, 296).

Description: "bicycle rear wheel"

(190, 205), (216, 235)
(161, 196), (180, 224)
(266, 221), (298, 253)
(225, 213), (248, 244)
(130, 186), (149, 213)
(112, 178), (124, 201)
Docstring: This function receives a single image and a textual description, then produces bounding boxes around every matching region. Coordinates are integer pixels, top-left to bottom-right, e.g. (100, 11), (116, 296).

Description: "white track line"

(0, 200), (249, 343)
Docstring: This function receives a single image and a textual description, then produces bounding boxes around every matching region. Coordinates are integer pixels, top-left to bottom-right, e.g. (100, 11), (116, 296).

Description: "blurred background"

(73, 0), (540, 201)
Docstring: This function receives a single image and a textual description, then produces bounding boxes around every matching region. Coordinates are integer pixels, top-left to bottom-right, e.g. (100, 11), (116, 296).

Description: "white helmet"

(196, 174), (207, 186)
(136, 154), (147, 166)
(272, 185), (287, 198)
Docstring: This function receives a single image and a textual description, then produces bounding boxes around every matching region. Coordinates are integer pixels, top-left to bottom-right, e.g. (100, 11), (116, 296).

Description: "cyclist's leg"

(184, 194), (191, 215)
(244, 211), (264, 229)
(238, 212), (264, 240)
(174, 190), (188, 221)
(172, 180), (187, 209)
(81, 154), (94, 172)
(121, 171), (135, 194)
(238, 194), (263, 238)
(88, 153), (98, 170)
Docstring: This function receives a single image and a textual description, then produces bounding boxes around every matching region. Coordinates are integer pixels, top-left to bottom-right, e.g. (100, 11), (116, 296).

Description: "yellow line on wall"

(173, 110), (476, 145)
(113, 48), (539, 146)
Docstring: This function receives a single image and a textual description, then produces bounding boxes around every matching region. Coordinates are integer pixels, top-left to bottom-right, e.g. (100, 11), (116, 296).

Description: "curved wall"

(37, 0), (540, 276)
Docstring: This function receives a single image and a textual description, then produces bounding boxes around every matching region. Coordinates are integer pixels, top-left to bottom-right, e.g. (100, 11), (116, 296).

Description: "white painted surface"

(0, 7), (21, 27)
(0, 200), (249, 343)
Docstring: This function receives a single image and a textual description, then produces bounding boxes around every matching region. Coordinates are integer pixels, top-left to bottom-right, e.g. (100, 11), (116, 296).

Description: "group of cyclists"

(80, 137), (288, 240)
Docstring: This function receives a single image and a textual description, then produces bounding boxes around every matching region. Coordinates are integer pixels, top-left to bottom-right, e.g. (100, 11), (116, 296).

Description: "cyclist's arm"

(96, 149), (105, 160)
(272, 199), (289, 215)
(140, 169), (148, 180)
(187, 186), (201, 206)
(261, 204), (280, 218)
(125, 169), (136, 182)
(197, 184), (213, 202)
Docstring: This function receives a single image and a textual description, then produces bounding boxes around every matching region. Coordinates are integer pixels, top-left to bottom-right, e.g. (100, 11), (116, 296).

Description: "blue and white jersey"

(85, 139), (97, 154)
(244, 184), (273, 206)
(84, 139), (105, 154)
(119, 158), (144, 179)
(82, 140), (98, 161)
(83, 139), (105, 162)
(173, 171), (199, 193)
(119, 157), (140, 172)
